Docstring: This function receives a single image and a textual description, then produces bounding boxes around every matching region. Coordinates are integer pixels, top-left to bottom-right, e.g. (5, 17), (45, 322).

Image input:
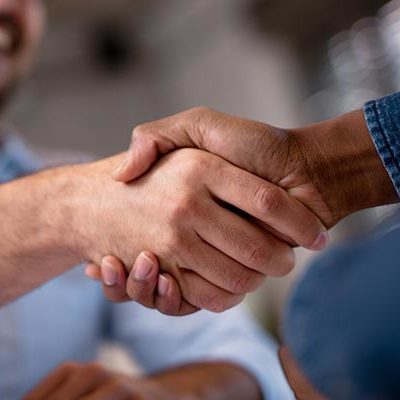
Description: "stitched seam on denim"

(365, 101), (400, 196)
(375, 100), (400, 176)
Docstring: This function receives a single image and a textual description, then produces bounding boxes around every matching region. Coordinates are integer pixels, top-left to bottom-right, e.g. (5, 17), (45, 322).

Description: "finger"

(207, 161), (328, 250)
(196, 201), (295, 278)
(179, 270), (245, 313)
(186, 231), (268, 293)
(101, 256), (131, 302)
(125, 252), (159, 308)
(155, 273), (199, 316)
(85, 263), (102, 281)
(113, 113), (196, 182)
(23, 362), (77, 400)
(40, 364), (109, 400)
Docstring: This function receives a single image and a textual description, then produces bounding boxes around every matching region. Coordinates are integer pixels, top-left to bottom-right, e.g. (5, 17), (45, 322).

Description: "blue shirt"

(284, 92), (400, 399)
(0, 135), (294, 400)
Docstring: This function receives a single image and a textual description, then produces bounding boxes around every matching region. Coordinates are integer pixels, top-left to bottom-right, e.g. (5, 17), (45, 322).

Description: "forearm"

(0, 165), (85, 304)
(291, 109), (398, 224)
(148, 362), (263, 400)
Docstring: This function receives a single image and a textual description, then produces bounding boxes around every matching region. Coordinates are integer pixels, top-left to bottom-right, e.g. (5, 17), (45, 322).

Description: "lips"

(0, 16), (22, 56)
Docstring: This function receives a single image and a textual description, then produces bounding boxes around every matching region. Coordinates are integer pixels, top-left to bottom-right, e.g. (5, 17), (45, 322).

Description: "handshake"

(76, 106), (391, 315)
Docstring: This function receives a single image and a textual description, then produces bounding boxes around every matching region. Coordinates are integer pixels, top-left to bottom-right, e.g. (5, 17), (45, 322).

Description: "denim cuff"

(364, 92), (400, 198)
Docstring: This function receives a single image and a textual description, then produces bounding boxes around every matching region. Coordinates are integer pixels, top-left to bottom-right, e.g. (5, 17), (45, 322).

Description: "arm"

(93, 99), (399, 314)
(114, 100), (399, 229)
(23, 361), (263, 400)
(1, 148), (314, 312)
(0, 165), (86, 304)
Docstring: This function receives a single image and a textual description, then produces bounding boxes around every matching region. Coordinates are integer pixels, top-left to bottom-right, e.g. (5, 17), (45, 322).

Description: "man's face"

(0, 0), (45, 108)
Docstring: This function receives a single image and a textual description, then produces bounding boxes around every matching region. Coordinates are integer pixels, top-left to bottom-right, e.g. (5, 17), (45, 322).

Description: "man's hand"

(114, 107), (397, 229)
(24, 361), (263, 400)
(77, 148), (324, 313)
(23, 362), (168, 400)
(85, 253), (195, 316)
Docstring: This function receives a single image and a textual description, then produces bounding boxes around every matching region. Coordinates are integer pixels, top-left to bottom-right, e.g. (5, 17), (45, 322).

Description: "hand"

(113, 107), (334, 230)
(85, 253), (196, 316)
(76, 149), (318, 312)
(24, 361), (262, 400)
(114, 107), (397, 229)
(23, 362), (168, 400)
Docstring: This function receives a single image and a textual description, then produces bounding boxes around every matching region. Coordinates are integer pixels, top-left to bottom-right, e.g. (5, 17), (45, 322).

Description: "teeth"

(0, 27), (12, 52)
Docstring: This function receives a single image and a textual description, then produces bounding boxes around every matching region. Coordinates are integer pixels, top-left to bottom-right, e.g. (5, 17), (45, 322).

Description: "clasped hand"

(86, 107), (332, 315)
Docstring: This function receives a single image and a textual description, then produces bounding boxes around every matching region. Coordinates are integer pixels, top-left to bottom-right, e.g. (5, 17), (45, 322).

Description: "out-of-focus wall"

(10, 0), (306, 157)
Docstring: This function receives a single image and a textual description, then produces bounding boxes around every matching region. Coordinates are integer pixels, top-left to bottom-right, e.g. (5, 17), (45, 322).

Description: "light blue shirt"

(0, 135), (294, 400)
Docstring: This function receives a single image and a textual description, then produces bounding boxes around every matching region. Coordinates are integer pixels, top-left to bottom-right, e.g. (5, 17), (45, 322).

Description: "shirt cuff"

(364, 92), (400, 197)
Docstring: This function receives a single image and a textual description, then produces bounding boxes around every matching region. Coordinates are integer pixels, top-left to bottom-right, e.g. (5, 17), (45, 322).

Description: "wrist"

(63, 153), (130, 264)
(290, 110), (398, 224)
(37, 165), (89, 264)
(0, 165), (89, 304)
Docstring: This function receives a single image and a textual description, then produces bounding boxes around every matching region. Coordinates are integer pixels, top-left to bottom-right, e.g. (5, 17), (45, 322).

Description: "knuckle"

(232, 271), (265, 295)
(131, 123), (149, 140)
(209, 295), (244, 313)
(253, 184), (283, 216)
(169, 194), (199, 223)
(186, 105), (210, 118)
(204, 292), (236, 313)
(182, 151), (208, 174)
(244, 242), (270, 270)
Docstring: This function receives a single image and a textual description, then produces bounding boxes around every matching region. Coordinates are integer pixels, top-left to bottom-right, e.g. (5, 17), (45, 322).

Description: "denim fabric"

(284, 215), (400, 399)
(365, 92), (400, 197)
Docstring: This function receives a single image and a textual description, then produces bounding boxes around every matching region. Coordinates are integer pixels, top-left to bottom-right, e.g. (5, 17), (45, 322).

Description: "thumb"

(112, 135), (160, 182)
(112, 109), (203, 182)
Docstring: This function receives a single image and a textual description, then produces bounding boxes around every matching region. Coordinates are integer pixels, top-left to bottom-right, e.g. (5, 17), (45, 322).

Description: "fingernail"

(157, 275), (169, 297)
(133, 253), (154, 281)
(311, 231), (329, 251)
(102, 259), (118, 286)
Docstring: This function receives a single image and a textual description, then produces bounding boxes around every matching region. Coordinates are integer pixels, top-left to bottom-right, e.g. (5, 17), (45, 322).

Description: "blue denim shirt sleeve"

(364, 92), (400, 197)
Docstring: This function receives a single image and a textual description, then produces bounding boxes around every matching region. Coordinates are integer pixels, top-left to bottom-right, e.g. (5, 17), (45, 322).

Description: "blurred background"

(9, 0), (400, 343)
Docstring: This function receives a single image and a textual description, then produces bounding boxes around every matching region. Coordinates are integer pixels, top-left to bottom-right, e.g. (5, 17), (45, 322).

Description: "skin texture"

(77, 149), (302, 313)
(0, 2), (330, 309)
(93, 106), (397, 315)
(23, 361), (263, 400)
